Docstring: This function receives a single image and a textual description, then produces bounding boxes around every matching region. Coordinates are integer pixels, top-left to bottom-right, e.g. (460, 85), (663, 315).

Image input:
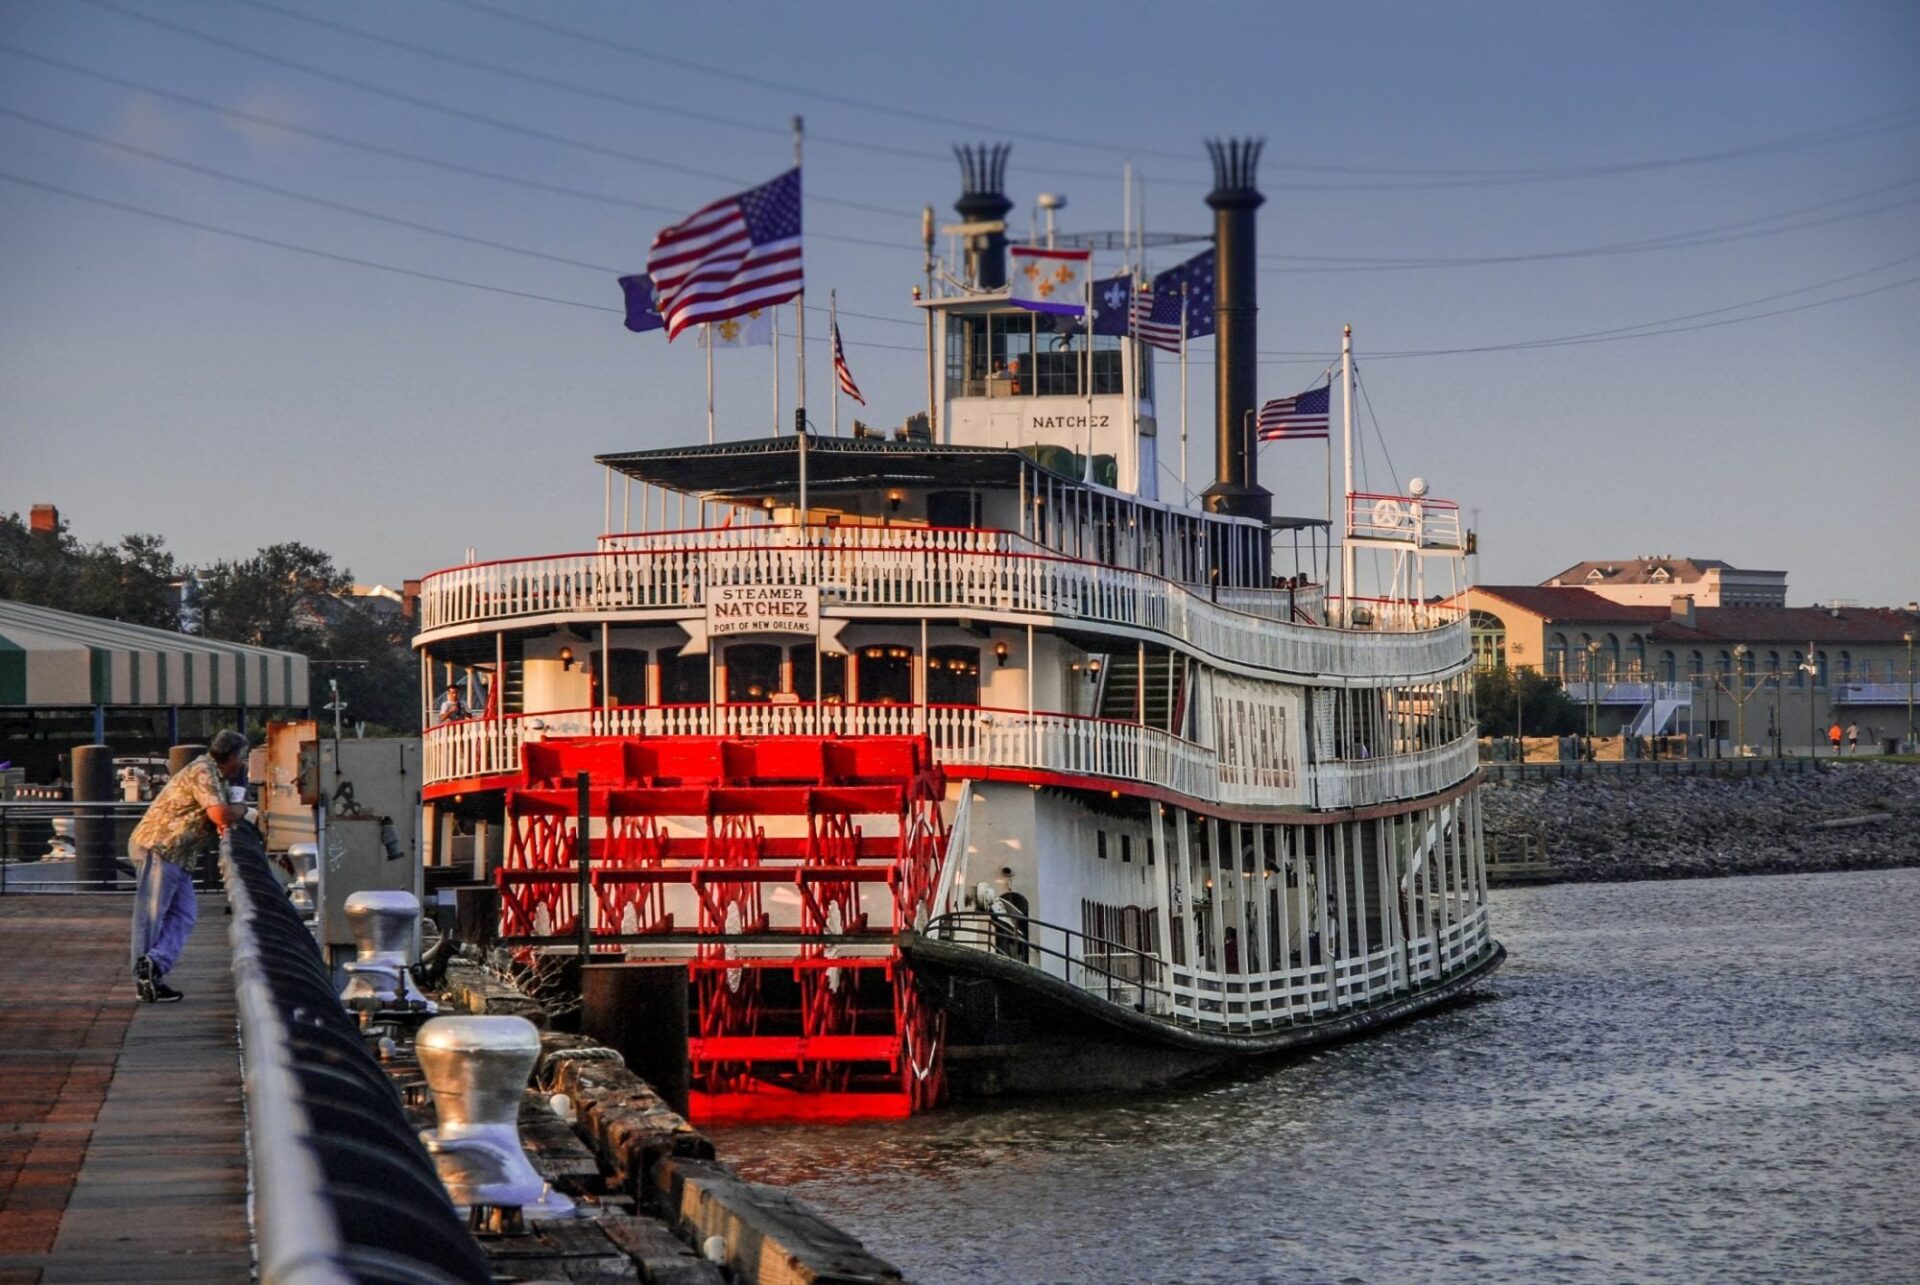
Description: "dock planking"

(0, 893), (251, 1282)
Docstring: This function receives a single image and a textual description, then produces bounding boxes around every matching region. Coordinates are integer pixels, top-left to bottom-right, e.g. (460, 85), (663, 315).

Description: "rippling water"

(715, 869), (1920, 1283)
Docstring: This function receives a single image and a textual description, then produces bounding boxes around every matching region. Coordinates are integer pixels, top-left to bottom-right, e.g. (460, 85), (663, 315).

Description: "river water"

(715, 868), (1920, 1283)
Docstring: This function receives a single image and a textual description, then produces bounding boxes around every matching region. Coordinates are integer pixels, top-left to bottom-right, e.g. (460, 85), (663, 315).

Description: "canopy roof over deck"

(595, 437), (1327, 531)
(0, 597), (309, 709)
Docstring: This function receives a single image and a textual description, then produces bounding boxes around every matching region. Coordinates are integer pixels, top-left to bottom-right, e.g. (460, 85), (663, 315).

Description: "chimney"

(1670, 594), (1695, 627)
(1200, 138), (1272, 525)
(953, 144), (1013, 290)
(402, 578), (422, 624)
(29, 503), (58, 535)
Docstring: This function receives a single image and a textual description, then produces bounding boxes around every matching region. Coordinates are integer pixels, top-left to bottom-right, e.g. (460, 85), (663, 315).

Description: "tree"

(0, 513), (180, 628)
(1474, 666), (1584, 737)
(196, 542), (353, 650)
(318, 600), (421, 734)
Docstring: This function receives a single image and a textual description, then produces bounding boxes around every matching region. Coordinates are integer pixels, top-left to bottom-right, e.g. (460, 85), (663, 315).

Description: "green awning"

(0, 598), (309, 709)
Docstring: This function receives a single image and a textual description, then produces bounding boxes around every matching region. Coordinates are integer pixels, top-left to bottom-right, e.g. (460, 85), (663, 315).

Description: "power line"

(444, 0), (1920, 188)
(0, 44), (922, 254)
(0, 104), (622, 273)
(228, 0), (1126, 187)
(0, 167), (927, 341)
(83, 0), (916, 219)
(0, 168), (617, 313)
(1259, 177), (1920, 271)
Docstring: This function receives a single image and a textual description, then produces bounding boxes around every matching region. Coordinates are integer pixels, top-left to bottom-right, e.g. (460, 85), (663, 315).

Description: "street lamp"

(1586, 639), (1602, 759)
(1905, 630), (1915, 754)
(1733, 644), (1749, 756)
(1798, 645), (1819, 760)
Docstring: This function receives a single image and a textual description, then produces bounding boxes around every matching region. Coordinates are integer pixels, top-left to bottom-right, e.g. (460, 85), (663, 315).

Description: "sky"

(2, 0), (1916, 607)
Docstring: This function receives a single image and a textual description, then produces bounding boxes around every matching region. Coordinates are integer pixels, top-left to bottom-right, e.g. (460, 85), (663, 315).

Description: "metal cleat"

(285, 843), (319, 915)
(415, 1015), (580, 1223)
(339, 890), (435, 1010)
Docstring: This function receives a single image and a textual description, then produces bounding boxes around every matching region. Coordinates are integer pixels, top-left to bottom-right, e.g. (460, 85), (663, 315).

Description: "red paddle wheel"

(495, 734), (950, 1123)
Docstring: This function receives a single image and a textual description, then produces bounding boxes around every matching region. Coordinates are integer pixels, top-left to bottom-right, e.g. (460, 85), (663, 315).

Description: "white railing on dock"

(423, 702), (1479, 813)
(419, 527), (1462, 682)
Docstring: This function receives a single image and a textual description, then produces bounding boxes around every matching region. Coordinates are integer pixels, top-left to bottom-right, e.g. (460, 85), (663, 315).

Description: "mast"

(830, 289), (840, 438)
(922, 205), (937, 442)
(1341, 323), (1355, 614)
(793, 116), (806, 436)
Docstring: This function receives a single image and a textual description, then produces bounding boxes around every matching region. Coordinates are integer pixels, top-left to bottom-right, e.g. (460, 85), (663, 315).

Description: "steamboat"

(413, 140), (1503, 1123)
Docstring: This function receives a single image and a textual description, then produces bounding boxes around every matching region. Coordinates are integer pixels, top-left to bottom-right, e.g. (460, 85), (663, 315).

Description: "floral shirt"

(130, 755), (229, 867)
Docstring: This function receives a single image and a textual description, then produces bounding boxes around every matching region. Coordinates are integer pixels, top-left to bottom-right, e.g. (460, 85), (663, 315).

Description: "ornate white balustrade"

(423, 702), (1478, 813)
(1309, 736), (1481, 810)
(420, 527), (1462, 683)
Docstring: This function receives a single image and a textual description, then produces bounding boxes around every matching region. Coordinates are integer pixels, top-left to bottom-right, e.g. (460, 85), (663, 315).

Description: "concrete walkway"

(0, 893), (251, 1283)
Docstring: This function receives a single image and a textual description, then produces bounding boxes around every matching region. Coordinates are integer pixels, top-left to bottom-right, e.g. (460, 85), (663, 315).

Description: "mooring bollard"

(70, 744), (118, 888)
(285, 842), (319, 916)
(339, 890), (433, 1008)
(415, 1015), (579, 1224)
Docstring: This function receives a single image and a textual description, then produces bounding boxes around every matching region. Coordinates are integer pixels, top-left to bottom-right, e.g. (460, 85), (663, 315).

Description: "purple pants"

(130, 844), (197, 977)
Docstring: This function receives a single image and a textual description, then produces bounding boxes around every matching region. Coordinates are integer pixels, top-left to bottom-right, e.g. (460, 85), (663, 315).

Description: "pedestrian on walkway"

(1828, 722), (1843, 756)
(1846, 722), (1859, 754)
(128, 730), (249, 1003)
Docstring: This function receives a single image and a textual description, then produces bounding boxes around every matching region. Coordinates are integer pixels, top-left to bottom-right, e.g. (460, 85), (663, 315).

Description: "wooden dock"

(0, 894), (251, 1283)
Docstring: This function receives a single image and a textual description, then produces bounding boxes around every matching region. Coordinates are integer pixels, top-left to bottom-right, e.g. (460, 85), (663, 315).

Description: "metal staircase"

(493, 734), (950, 1123)
(1096, 649), (1183, 731)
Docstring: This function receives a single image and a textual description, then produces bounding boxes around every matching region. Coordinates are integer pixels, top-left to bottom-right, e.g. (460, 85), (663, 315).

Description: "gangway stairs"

(494, 734), (950, 1123)
(1628, 682), (1694, 737)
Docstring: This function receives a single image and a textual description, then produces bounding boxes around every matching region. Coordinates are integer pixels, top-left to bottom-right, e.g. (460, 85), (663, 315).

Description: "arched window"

(1839, 651), (1852, 684)
(1789, 650), (1805, 688)
(1691, 650), (1705, 680)
(1603, 634), (1622, 679)
(1628, 634), (1647, 678)
(1717, 649), (1733, 677)
(1767, 651), (1782, 681)
(725, 643), (783, 703)
(926, 645), (982, 705)
(1548, 633), (1569, 678)
(1815, 651), (1829, 687)
(656, 645), (709, 705)
(1661, 651), (1677, 682)
(1470, 610), (1508, 672)
(856, 644), (915, 705)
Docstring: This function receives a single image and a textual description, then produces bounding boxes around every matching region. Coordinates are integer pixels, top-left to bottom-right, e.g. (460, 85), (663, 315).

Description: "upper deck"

(415, 522), (1464, 685)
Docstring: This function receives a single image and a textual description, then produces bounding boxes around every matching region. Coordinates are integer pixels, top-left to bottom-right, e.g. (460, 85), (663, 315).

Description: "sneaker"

(147, 982), (185, 1004)
(135, 955), (157, 1003)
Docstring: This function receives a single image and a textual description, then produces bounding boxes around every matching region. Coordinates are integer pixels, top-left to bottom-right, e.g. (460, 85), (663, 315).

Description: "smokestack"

(1200, 138), (1271, 525)
(29, 503), (59, 535)
(953, 143), (1013, 289)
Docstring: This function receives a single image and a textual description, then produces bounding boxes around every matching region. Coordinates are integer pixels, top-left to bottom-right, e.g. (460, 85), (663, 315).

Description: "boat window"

(856, 644), (914, 705)
(990, 312), (1032, 394)
(927, 491), (980, 528)
(657, 645), (709, 705)
(926, 646), (981, 705)
(602, 648), (648, 706)
(788, 644), (848, 703)
(946, 314), (989, 398)
(725, 643), (783, 703)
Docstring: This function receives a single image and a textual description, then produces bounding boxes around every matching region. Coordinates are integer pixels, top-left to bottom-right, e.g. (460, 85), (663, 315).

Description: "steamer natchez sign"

(707, 585), (819, 638)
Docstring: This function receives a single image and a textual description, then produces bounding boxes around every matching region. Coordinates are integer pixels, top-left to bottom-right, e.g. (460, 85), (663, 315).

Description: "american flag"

(647, 168), (803, 341)
(832, 319), (864, 405)
(1136, 249), (1215, 352)
(1257, 385), (1332, 440)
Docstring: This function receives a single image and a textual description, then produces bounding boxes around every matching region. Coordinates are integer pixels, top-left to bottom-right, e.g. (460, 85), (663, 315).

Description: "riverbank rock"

(1481, 761), (1920, 883)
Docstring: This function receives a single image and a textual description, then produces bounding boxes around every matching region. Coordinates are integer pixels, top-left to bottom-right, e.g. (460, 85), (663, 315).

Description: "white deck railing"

(422, 701), (1478, 812)
(419, 527), (1461, 682)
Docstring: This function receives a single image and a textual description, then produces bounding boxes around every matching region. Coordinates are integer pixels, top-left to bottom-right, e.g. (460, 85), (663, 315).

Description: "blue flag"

(1090, 273), (1135, 337)
(618, 273), (665, 333)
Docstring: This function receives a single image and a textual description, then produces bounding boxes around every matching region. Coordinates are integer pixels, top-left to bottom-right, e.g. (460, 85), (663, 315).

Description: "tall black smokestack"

(953, 143), (1013, 289)
(1200, 138), (1271, 525)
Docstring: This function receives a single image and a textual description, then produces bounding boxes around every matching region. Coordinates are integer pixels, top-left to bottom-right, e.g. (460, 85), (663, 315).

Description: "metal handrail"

(921, 909), (1174, 1014)
(224, 828), (491, 1284)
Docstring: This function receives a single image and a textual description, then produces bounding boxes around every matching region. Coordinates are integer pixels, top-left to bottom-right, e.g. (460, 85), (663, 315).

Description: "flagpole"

(793, 116), (806, 436)
(773, 319), (781, 436)
(1341, 323), (1355, 617)
(830, 290), (840, 438)
(1084, 270), (1095, 483)
(705, 323), (715, 445)
(1178, 284), (1189, 497)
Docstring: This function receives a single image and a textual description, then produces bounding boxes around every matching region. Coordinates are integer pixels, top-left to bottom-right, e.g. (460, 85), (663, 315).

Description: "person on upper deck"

(436, 682), (470, 723)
